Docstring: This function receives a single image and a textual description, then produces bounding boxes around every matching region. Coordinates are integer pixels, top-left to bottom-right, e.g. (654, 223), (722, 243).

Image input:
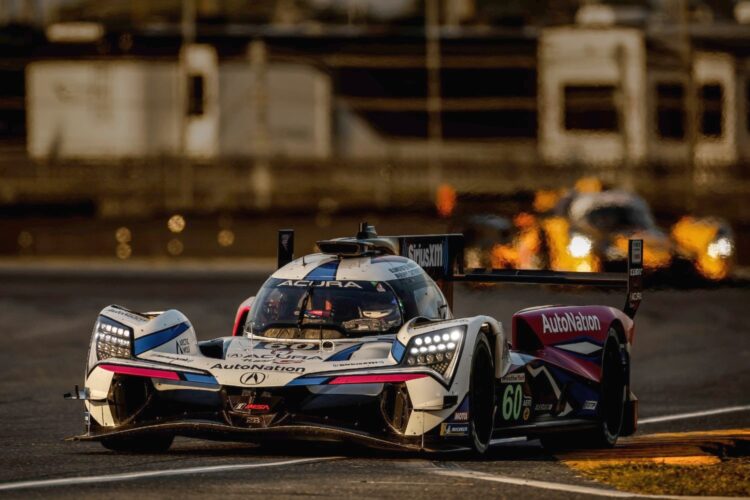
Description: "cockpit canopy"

(247, 273), (448, 339)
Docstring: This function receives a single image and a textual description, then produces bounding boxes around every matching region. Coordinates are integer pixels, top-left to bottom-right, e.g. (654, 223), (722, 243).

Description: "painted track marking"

(639, 405), (750, 425)
(432, 466), (740, 499)
(0, 456), (342, 492)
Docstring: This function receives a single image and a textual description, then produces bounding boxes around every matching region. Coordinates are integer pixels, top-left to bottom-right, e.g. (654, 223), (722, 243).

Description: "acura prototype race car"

(67, 223), (643, 454)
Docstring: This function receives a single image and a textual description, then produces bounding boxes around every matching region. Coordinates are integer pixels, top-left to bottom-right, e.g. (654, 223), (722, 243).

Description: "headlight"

(568, 234), (593, 258)
(403, 326), (465, 376)
(707, 236), (733, 259)
(93, 316), (133, 360)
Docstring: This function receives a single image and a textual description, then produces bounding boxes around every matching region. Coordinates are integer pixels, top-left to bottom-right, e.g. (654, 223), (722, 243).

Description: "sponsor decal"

(176, 338), (191, 354)
(280, 233), (291, 252)
(407, 243), (443, 268)
(277, 280), (362, 289)
(522, 407), (531, 421)
(452, 411), (469, 422)
(631, 240), (643, 265)
(500, 373), (525, 384)
(239, 372), (266, 385)
(331, 359), (386, 369)
(387, 263), (423, 279)
(541, 312), (601, 334)
(534, 403), (553, 411)
(523, 396), (532, 407)
(226, 351), (324, 362)
(440, 423), (469, 436)
(244, 403), (270, 411)
(107, 308), (148, 323)
(150, 353), (193, 363)
(211, 363), (305, 373)
(630, 292), (643, 301)
(630, 268), (643, 276)
(583, 400), (598, 410)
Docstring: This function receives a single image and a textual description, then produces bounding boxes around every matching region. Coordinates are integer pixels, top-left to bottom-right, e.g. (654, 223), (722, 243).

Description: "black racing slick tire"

(100, 434), (174, 453)
(541, 328), (627, 450)
(467, 333), (496, 454)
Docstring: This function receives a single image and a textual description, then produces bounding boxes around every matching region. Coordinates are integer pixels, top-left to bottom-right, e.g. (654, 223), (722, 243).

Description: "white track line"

(432, 468), (738, 499)
(0, 456), (341, 492)
(639, 405), (750, 425)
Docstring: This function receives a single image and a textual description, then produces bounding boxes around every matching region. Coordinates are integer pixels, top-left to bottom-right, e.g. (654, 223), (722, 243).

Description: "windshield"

(584, 204), (654, 233)
(247, 278), (403, 339)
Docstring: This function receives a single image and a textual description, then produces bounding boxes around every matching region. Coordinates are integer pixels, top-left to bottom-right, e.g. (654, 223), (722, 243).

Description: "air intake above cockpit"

(316, 222), (398, 257)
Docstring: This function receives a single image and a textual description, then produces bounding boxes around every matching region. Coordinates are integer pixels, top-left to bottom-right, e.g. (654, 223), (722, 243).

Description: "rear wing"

(277, 229), (643, 319)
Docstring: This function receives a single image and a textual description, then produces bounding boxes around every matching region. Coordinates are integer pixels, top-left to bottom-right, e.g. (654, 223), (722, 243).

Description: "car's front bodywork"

(75, 304), (503, 450)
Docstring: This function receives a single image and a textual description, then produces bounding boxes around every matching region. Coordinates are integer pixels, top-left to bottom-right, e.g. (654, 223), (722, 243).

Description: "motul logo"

(541, 312), (601, 334)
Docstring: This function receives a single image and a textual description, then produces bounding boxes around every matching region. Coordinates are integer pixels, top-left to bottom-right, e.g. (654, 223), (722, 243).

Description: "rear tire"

(101, 434), (174, 453)
(467, 333), (495, 454)
(541, 328), (627, 450)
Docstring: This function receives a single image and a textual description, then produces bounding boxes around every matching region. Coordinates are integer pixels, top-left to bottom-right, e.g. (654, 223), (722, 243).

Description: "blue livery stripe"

(182, 373), (218, 385)
(390, 341), (406, 362)
(325, 344), (362, 361)
(134, 322), (190, 355)
(304, 260), (340, 280)
(287, 377), (330, 386)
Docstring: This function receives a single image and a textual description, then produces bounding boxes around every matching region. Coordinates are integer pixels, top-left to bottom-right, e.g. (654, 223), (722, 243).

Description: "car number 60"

(502, 384), (522, 420)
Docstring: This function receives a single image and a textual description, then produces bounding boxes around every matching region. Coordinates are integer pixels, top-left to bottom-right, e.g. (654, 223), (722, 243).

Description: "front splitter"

(68, 420), (465, 453)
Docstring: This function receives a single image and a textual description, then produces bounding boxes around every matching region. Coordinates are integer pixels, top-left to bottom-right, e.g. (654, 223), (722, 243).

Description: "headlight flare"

(707, 237), (733, 259)
(568, 234), (593, 258)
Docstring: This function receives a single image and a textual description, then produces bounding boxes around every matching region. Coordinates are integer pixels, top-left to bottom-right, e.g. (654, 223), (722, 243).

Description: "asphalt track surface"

(0, 269), (748, 499)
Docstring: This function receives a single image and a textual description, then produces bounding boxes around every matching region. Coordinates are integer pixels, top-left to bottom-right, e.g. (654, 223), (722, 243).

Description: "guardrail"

(1, 151), (750, 223)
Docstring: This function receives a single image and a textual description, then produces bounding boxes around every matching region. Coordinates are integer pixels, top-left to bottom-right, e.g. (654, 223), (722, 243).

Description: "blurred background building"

(1, 0), (749, 260)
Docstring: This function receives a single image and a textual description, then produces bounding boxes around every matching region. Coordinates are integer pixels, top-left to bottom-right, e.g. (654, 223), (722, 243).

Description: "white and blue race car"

(67, 223), (642, 453)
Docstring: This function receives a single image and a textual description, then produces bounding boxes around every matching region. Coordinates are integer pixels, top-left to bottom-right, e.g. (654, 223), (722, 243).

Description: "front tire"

(467, 333), (495, 454)
(541, 328), (627, 450)
(100, 434), (174, 453)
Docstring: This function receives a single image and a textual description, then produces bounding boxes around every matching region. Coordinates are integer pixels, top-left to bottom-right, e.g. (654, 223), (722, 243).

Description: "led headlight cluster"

(404, 326), (464, 375)
(94, 316), (133, 360)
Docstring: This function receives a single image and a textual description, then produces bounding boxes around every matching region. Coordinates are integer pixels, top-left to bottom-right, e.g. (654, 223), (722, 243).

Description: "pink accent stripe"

(329, 373), (427, 385)
(99, 364), (180, 381)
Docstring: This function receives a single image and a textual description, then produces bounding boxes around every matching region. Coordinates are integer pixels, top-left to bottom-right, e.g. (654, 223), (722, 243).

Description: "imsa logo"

(541, 312), (601, 334)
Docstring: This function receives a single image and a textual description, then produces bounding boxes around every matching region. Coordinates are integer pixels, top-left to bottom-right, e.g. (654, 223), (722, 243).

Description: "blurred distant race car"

(536, 186), (735, 280)
(451, 213), (546, 271)
(66, 223), (643, 454)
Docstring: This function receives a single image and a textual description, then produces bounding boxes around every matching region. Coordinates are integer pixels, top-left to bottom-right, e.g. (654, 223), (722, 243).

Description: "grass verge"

(576, 457), (749, 497)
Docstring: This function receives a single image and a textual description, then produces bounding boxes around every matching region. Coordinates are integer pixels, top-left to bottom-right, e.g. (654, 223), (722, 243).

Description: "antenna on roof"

(356, 221), (377, 239)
